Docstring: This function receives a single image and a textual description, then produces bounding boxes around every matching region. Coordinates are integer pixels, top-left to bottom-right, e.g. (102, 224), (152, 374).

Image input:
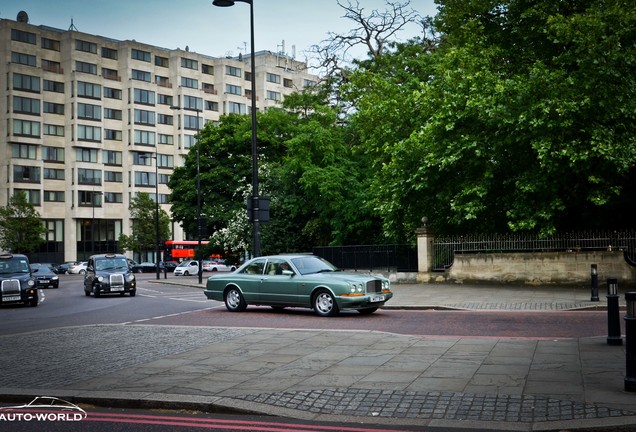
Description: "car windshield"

(0, 258), (30, 274)
(95, 258), (129, 271)
(290, 256), (337, 275)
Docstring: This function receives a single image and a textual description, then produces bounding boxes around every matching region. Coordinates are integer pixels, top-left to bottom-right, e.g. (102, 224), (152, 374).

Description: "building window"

(184, 95), (203, 111)
(228, 102), (245, 114)
(13, 96), (40, 115)
(225, 84), (241, 95)
(12, 29), (36, 44)
(157, 94), (173, 106)
(134, 88), (155, 105)
(225, 65), (241, 77)
(41, 37), (60, 51)
(12, 51), (36, 67)
(13, 119), (40, 137)
(103, 150), (122, 166)
(77, 81), (101, 99)
(104, 108), (122, 120)
(266, 90), (282, 101)
(133, 152), (153, 166)
(43, 79), (64, 93)
(158, 173), (171, 185)
(134, 109), (155, 126)
(266, 73), (281, 84)
(44, 191), (65, 202)
(202, 64), (214, 75)
(13, 73), (40, 92)
(43, 124), (65, 137)
(76, 61), (97, 75)
(206, 100), (219, 111)
(284, 78), (294, 88)
(42, 59), (63, 73)
(132, 69), (151, 82)
(155, 56), (169, 67)
(78, 190), (101, 207)
(184, 135), (196, 149)
(12, 143), (37, 160)
(157, 154), (174, 168)
(101, 46), (118, 60)
(304, 79), (317, 88)
(76, 39), (97, 54)
(134, 130), (156, 145)
(202, 83), (215, 94)
(181, 57), (198, 70)
(134, 171), (156, 187)
(158, 134), (174, 145)
(104, 87), (121, 100)
(15, 189), (41, 206)
(13, 165), (40, 183)
(42, 146), (65, 162)
(78, 168), (101, 185)
(43, 168), (65, 180)
(102, 67), (119, 81)
(184, 114), (202, 130)
(78, 103), (101, 120)
(181, 77), (198, 89)
(43, 102), (64, 115)
(132, 48), (151, 62)
(155, 75), (171, 88)
(104, 129), (122, 141)
(76, 148), (99, 163)
(157, 114), (173, 125)
(245, 71), (252, 82)
(104, 192), (123, 203)
(78, 125), (101, 142)
(104, 171), (123, 183)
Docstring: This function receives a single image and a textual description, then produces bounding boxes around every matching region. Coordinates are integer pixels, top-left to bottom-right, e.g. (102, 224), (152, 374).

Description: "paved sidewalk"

(1, 281), (635, 431)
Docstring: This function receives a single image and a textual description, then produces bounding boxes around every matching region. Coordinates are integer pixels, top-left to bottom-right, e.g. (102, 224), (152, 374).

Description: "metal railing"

(433, 230), (636, 271)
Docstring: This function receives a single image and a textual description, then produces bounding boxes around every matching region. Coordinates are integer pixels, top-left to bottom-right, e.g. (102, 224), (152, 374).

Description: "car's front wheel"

(313, 289), (339, 317)
(184, 271), (190, 276)
(224, 287), (247, 312)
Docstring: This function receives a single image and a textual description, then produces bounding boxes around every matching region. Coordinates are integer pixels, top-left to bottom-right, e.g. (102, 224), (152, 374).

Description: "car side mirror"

(282, 269), (294, 276)
(32, 268), (39, 273)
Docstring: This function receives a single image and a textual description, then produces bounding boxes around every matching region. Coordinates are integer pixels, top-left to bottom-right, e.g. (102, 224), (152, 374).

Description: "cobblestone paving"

(0, 325), (257, 388)
(234, 389), (636, 422)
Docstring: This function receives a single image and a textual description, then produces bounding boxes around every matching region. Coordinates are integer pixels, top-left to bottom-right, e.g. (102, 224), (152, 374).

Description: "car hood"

(302, 271), (388, 283)
(0, 272), (33, 281)
(94, 270), (132, 277)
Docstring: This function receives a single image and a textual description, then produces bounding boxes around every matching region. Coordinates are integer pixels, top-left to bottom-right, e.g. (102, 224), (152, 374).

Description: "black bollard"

(625, 292), (636, 392)
(607, 278), (623, 346)
(591, 264), (599, 301)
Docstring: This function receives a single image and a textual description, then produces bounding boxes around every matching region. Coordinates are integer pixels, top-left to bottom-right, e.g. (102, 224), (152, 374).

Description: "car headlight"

(52, 276), (59, 281)
(97, 276), (104, 283)
(27, 279), (35, 287)
(126, 274), (135, 282)
(350, 283), (363, 293)
(383, 280), (390, 291)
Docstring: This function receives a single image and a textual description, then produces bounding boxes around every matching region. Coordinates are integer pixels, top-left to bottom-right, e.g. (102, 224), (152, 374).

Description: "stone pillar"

(416, 217), (434, 274)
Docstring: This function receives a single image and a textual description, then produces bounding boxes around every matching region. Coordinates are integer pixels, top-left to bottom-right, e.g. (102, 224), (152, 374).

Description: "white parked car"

(173, 260), (199, 276)
(67, 261), (88, 274)
(202, 259), (237, 272)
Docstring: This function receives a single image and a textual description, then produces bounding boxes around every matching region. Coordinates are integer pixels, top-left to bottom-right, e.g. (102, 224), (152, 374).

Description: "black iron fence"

(433, 230), (636, 271)
(313, 244), (418, 272)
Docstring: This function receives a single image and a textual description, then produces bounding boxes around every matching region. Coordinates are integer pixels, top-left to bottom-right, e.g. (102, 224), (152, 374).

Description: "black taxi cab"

(0, 253), (38, 307)
(83, 253), (136, 297)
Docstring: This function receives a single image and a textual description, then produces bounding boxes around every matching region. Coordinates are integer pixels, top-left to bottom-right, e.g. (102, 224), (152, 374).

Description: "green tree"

(345, 0), (636, 238)
(0, 192), (47, 254)
(118, 193), (171, 261)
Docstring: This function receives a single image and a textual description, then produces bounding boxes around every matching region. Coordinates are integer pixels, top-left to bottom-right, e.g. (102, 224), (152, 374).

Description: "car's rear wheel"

(313, 289), (339, 317)
(79, 269), (86, 275)
(212, 268), (218, 272)
(358, 307), (378, 315)
(225, 287), (247, 312)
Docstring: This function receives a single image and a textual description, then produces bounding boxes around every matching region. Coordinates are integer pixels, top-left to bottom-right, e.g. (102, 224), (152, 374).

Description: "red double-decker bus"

(164, 240), (208, 260)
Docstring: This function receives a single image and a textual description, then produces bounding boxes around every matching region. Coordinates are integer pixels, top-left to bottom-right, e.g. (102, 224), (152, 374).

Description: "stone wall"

(442, 251), (636, 286)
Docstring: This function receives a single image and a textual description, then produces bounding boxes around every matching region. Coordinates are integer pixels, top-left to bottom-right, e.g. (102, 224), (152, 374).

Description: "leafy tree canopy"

(0, 192), (47, 254)
(118, 192), (171, 260)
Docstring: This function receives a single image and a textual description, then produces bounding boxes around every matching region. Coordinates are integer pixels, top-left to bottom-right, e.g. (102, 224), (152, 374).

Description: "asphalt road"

(0, 273), (618, 339)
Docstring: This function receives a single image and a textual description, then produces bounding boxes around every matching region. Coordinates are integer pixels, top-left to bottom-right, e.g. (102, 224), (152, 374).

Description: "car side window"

(242, 259), (265, 275)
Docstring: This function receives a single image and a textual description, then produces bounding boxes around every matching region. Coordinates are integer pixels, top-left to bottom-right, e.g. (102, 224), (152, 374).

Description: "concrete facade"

(0, 12), (319, 263)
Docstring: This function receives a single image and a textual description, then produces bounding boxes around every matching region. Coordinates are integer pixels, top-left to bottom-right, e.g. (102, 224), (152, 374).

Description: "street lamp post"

(91, 191), (103, 258)
(213, 0), (260, 257)
(153, 148), (160, 280)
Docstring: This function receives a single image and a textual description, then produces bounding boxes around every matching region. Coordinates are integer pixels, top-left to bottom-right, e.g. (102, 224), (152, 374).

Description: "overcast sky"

(2, 0), (438, 64)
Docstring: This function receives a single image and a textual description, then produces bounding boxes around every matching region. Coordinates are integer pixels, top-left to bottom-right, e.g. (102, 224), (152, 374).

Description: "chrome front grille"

(110, 274), (124, 287)
(366, 280), (382, 293)
(1, 280), (21, 295)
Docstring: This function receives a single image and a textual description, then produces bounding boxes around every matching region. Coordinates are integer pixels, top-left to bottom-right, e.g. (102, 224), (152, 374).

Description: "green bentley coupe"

(203, 255), (393, 317)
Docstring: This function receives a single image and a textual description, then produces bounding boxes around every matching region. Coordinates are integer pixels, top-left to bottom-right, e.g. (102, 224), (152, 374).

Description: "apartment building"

(0, 11), (319, 263)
